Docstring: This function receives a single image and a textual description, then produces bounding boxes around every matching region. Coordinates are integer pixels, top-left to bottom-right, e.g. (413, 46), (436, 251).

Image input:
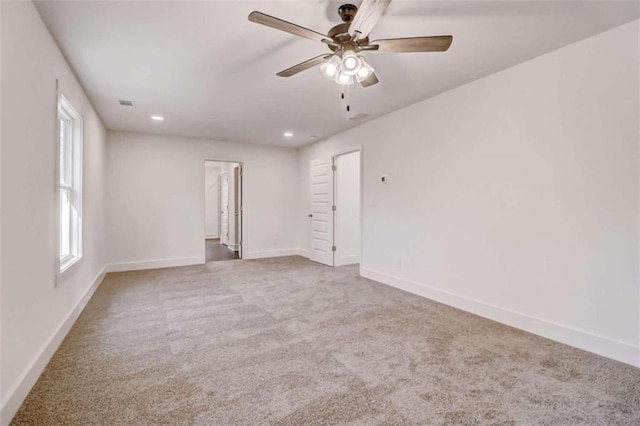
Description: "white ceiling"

(35, 0), (640, 148)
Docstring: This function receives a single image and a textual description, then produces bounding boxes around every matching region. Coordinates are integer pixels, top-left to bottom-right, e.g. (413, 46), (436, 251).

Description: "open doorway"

(204, 160), (242, 262)
(334, 149), (361, 266)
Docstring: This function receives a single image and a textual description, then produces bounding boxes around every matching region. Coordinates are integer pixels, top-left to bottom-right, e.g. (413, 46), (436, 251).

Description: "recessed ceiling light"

(151, 115), (164, 121)
(284, 132), (293, 137)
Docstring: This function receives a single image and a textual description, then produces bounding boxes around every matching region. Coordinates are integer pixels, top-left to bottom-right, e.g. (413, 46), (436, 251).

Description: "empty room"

(1, 0), (640, 424)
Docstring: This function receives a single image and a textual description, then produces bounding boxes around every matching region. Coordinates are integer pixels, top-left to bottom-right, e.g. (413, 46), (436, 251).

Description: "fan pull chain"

(340, 86), (351, 115)
(345, 85), (350, 113)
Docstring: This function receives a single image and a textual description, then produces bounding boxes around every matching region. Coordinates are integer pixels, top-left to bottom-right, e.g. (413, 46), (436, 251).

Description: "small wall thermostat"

(381, 175), (389, 184)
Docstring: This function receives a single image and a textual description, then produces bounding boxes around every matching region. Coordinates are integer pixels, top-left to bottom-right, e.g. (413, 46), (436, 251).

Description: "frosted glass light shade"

(320, 53), (373, 86)
(320, 54), (342, 80)
(335, 71), (355, 85)
(341, 50), (360, 76)
(355, 56), (375, 83)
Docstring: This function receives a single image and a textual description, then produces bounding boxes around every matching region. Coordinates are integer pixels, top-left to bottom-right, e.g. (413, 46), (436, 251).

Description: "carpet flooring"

(12, 256), (640, 425)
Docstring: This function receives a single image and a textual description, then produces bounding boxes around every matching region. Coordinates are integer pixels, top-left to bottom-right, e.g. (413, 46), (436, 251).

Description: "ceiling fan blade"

(360, 73), (380, 88)
(370, 36), (453, 53)
(248, 11), (329, 43)
(349, 0), (392, 41)
(277, 54), (332, 77)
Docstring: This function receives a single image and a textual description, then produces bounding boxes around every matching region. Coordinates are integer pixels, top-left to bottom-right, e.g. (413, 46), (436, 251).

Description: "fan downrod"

(338, 4), (358, 23)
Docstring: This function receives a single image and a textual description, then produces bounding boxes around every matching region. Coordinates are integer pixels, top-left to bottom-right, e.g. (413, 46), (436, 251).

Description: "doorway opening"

(334, 149), (361, 266)
(308, 148), (361, 267)
(204, 160), (243, 262)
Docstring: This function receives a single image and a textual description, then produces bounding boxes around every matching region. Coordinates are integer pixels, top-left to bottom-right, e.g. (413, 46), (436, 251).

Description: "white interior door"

(309, 158), (334, 266)
(220, 174), (229, 245)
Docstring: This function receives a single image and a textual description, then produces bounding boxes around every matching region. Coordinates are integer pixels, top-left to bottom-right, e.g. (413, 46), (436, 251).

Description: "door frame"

(203, 159), (244, 261)
(332, 145), (363, 267)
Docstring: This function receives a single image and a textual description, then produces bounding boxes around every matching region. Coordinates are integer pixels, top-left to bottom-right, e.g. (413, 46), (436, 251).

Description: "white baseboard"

(336, 255), (360, 267)
(244, 248), (301, 260)
(106, 256), (204, 273)
(360, 267), (640, 368)
(205, 233), (219, 239)
(0, 267), (107, 426)
(224, 243), (239, 251)
(296, 248), (310, 259)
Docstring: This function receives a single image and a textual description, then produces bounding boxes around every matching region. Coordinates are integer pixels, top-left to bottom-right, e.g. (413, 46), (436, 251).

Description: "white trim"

(106, 256), (204, 273)
(244, 248), (300, 260)
(224, 242), (239, 251)
(360, 267), (640, 368)
(57, 94), (83, 279)
(335, 255), (360, 267)
(59, 254), (82, 274)
(296, 248), (311, 259)
(333, 144), (362, 157)
(205, 233), (219, 239)
(0, 267), (107, 426)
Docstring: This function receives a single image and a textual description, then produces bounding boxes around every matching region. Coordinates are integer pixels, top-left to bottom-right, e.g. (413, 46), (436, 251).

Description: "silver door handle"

(308, 214), (313, 218)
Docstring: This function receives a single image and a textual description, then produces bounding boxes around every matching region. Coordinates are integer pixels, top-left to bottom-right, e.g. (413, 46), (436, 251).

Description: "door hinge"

(332, 164), (337, 171)
(332, 205), (337, 211)
(332, 245), (336, 252)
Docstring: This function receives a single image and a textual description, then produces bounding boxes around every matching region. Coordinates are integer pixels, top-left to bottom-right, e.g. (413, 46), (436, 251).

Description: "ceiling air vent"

(118, 99), (135, 107)
(348, 113), (370, 122)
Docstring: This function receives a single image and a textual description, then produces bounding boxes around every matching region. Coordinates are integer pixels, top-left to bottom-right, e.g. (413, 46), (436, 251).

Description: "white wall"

(204, 162), (220, 239)
(1, 1), (108, 422)
(298, 21), (640, 367)
(335, 151), (361, 266)
(106, 131), (298, 269)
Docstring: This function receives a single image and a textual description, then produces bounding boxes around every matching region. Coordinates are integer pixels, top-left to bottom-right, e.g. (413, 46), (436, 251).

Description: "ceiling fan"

(248, 0), (453, 88)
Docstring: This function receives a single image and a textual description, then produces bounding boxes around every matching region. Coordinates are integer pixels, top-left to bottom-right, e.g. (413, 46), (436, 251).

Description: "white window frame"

(58, 94), (83, 274)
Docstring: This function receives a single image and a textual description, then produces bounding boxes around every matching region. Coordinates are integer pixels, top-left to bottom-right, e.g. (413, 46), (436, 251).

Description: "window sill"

(60, 255), (82, 275)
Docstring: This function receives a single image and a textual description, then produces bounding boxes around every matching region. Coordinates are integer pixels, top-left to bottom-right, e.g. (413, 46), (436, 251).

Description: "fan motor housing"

(327, 23), (369, 52)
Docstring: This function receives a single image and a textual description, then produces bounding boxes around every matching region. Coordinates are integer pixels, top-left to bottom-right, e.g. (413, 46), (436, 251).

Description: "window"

(58, 95), (83, 273)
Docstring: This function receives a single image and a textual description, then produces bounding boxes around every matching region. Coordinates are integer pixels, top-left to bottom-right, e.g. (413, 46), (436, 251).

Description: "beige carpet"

(12, 256), (640, 424)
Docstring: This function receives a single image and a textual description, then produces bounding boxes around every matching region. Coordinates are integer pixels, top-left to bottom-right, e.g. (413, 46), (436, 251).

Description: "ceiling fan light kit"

(320, 51), (375, 86)
(248, 0), (453, 108)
